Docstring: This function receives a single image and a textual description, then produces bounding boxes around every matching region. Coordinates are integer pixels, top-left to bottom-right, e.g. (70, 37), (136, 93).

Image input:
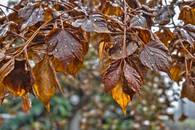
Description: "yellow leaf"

(33, 57), (58, 111)
(111, 82), (131, 114)
(99, 41), (105, 60)
(170, 65), (181, 81)
(22, 94), (31, 113)
(0, 83), (6, 104)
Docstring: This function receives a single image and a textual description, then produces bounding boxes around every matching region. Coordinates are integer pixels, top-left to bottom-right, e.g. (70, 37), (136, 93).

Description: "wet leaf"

(46, 28), (88, 75)
(33, 57), (59, 111)
(111, 81), (131, 114)
(140, 41), (171, 72)
(179, 6), (195, 25)
(123, 61), (142, 92)
(3, 60), (34, 96)
(102, 59), (122, 92)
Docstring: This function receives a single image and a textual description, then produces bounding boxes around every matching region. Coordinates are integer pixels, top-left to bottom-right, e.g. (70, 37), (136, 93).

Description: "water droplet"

(150, 52), (154, 56)
(55, 49), (58, 52)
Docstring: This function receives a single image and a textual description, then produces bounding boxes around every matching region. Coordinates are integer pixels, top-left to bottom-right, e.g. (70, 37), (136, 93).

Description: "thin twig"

(179, 40), (195, 60)
(0, 4), (18, 13)
(13, 21), (50, 57)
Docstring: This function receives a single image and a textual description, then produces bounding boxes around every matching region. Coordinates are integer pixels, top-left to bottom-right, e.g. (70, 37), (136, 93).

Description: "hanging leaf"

(33, 57), (59, 111)
(3, 60), (34, 97)
(140, 41), (171, 72)
(111, 81), (131, 114)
